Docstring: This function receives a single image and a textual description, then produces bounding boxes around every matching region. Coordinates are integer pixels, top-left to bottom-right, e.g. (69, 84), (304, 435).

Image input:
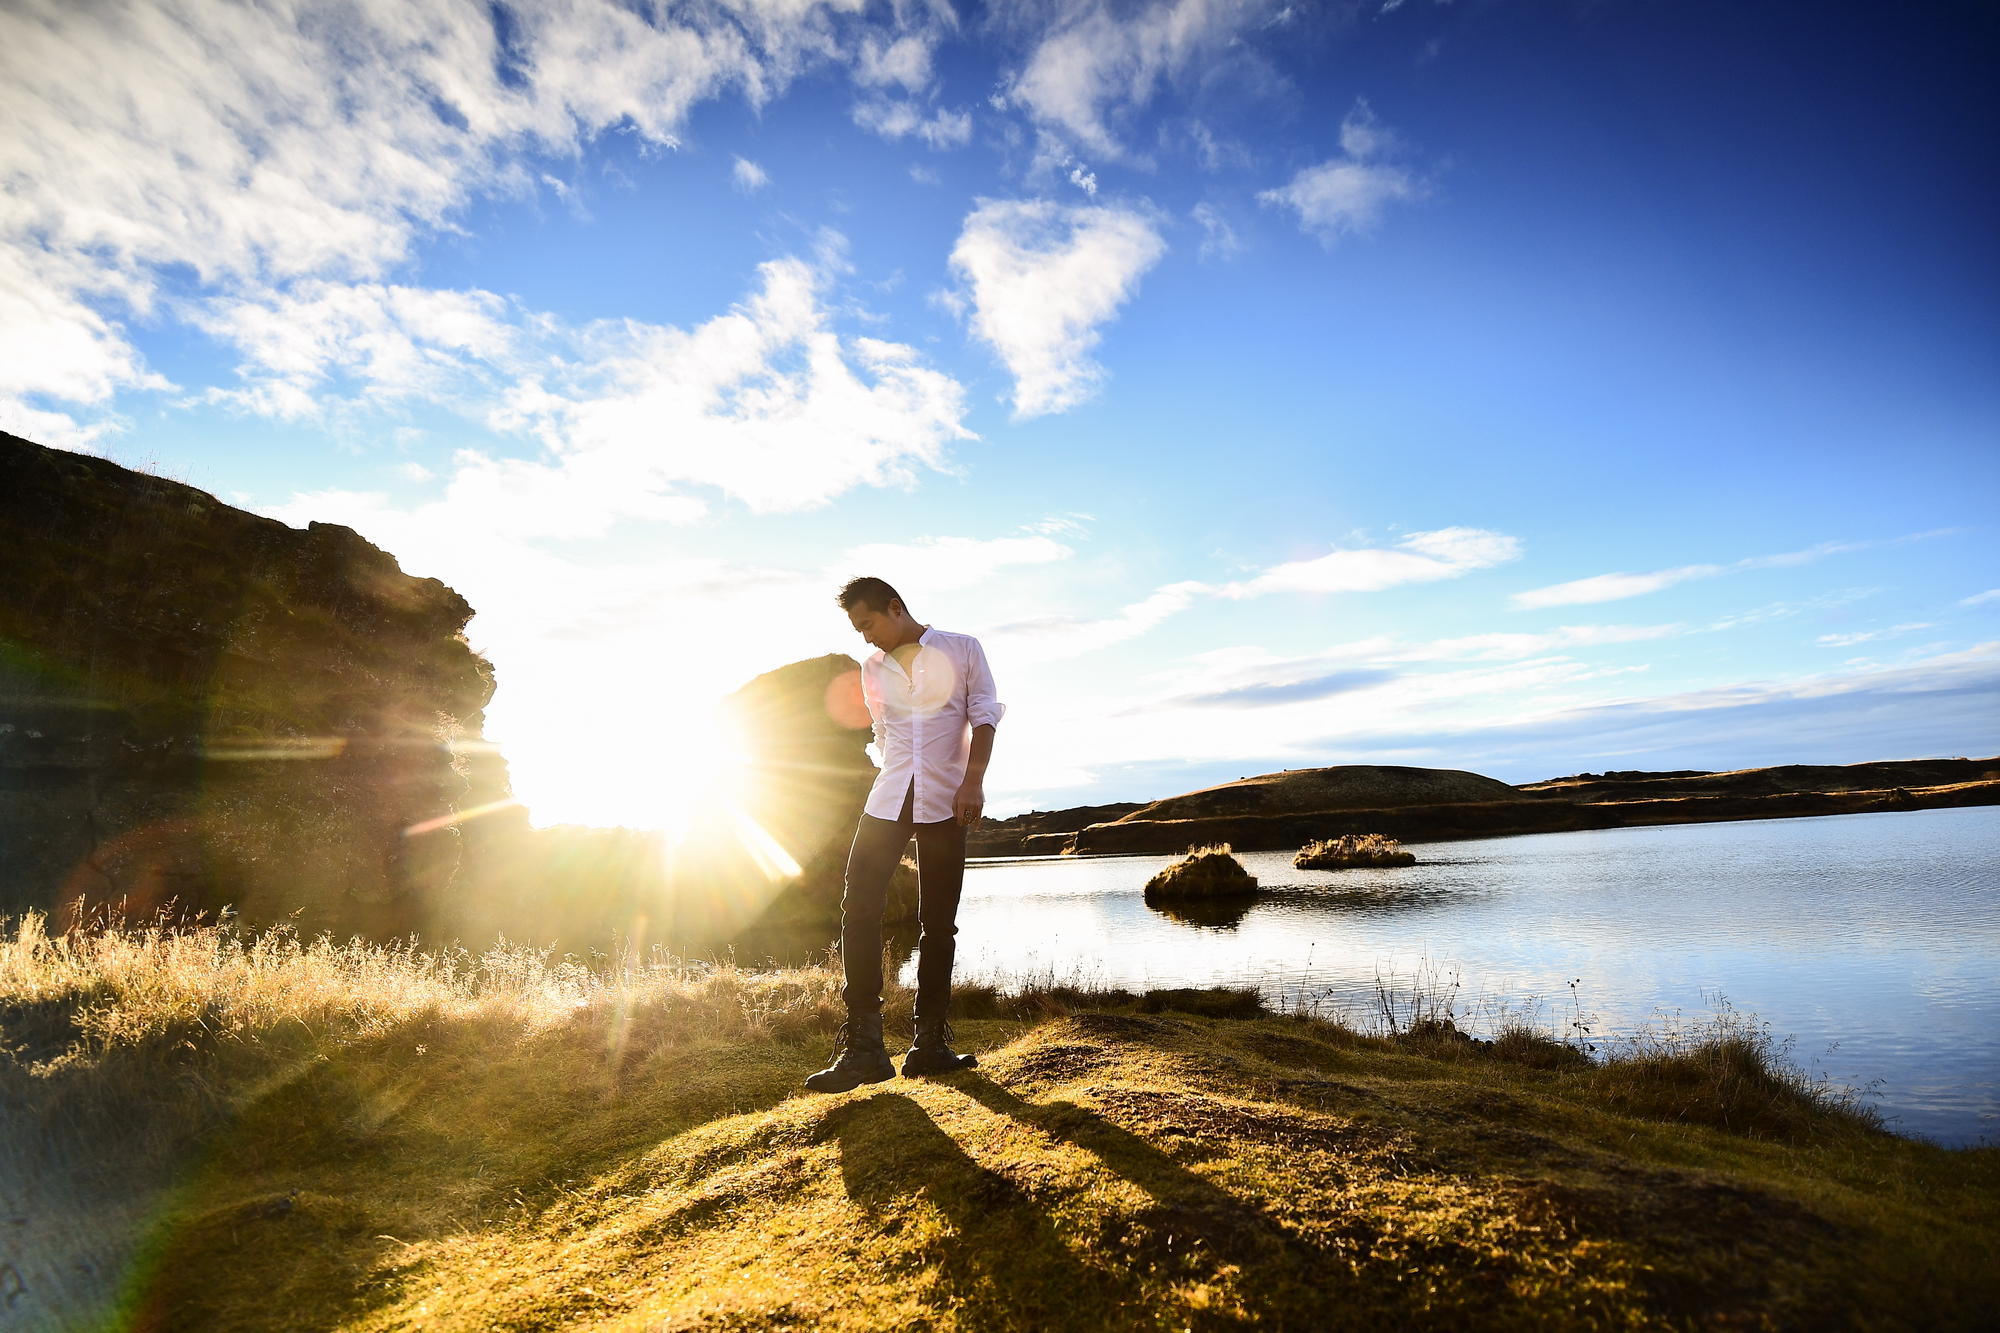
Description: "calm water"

(922, 806), (2000, 1146)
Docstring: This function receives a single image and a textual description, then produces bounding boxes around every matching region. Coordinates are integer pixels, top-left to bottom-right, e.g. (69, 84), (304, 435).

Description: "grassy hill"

(4, 914), (1995, 1331)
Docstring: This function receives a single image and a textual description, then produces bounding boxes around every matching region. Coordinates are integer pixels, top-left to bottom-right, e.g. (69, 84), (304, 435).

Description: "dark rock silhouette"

(1, 431), (495, 937)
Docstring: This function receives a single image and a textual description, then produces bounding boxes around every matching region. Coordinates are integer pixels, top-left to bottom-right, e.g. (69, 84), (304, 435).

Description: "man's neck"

(887, 623), (926, 668)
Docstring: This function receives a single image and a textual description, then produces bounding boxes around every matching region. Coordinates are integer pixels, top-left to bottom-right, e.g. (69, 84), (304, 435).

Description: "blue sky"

(5, 0), (1996, 826)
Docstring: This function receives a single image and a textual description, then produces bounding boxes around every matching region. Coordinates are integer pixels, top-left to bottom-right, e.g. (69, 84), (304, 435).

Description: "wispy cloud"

(1816, 623), (1936, 648)
(853, 99), (974, 148)
(948, 198), (1167, 417)
(732, 157), (771, 192)
(1963, 589), (2000, 607)
(1002, 0), (1280, 160)
(1150, 621), (1678, 708)
(1191, 202), (1241, 260)
(1224, 528), (1521, 597)
(984, 581), (1210, 662)
(1509, 536), (1940, 610)
(1512, 564), (1721, 610)
(1258, 101), (1423, 244)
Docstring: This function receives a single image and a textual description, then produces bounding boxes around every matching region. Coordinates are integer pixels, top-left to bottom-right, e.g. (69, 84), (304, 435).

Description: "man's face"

(846, 599), (901, 651)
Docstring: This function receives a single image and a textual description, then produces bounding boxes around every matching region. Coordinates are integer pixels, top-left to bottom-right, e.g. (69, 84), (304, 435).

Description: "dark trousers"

(841, 782), (965, 1021)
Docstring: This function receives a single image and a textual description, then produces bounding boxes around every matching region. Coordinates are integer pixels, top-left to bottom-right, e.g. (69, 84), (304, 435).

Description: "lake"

(924, 805), (2000, 1146)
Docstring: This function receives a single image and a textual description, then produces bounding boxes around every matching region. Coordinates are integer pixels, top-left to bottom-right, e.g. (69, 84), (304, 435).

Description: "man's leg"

(902, 814), (976, 1076)
(806, 787), (910, 1093)
(838, 795), (912, 1015)
(910, 815), (967, 1018)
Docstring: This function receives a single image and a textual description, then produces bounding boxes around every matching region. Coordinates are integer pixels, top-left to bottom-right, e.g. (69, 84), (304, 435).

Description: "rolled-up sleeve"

(963, 637), (1005, 729)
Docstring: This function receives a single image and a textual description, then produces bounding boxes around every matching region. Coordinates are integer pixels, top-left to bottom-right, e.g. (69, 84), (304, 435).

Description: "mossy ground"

(5, 918), (1996, 1331)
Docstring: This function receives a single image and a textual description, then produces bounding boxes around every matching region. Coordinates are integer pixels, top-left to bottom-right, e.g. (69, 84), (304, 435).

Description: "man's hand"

(953, 777), (985, 827)
(956, 723), (995, 827)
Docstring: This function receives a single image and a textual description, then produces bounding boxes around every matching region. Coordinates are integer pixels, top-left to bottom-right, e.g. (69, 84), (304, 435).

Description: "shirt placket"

(909, 646), (925, 819)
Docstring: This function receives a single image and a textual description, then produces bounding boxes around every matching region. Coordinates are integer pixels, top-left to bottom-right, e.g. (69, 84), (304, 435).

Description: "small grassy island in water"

(1294, 833), (1418, 869)
(1144, 843), (1258, 898)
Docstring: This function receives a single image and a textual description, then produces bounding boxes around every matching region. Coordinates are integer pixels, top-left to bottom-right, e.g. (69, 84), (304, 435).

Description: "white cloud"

(1512, 564), (1720, 610)
(1003, 0), (1276, 159)
(948, 198), (1167, 417)
(853, 34), (935, 92)
(852, 99), (974, 148)
(195, 281), (519, 418)
(1258, 100), (1421, 243)
(486, 258), (973, 518)
(1960, 589), (2000, 607)
(1225, 527), (1521, 598)
(0, 0), (918, 439)
(397, 461), (434, 482)
(732, 157), (772, 192)
(234, 257), (971, 533)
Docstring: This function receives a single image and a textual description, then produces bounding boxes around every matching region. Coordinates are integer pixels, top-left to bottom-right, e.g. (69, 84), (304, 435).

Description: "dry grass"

(1143, 844), (1257, 899)
(1294, 833), (1417, 869)
(4, 914), (1997, 1331)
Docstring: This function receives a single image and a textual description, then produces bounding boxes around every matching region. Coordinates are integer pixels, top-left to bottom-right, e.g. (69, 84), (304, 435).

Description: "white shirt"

(861, 627), (1005, 823)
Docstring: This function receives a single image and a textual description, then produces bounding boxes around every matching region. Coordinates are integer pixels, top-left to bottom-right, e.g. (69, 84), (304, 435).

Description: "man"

(805, 576), (1003, 1093)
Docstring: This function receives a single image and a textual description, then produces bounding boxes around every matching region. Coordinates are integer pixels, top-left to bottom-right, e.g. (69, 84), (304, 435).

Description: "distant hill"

(1021, 756), (2000, 856)
(1117, 766), (1526, 823)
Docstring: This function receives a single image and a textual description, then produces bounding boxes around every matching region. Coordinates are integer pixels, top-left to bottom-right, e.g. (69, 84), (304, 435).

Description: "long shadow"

(948, 1073), (1309, 1277)
(815, 1092), (1138, 1327)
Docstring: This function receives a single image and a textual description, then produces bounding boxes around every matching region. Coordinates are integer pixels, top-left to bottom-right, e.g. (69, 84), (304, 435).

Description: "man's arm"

(953, 723), (995, 827)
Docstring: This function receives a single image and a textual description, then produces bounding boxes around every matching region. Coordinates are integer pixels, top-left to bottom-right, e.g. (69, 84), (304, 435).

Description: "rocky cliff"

(1, 431), (497, 936)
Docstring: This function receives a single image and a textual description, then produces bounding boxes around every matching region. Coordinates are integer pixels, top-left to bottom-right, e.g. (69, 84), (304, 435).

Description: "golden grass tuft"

(1294, 833), (1417, 869)
(4, 914), (1997, 1331)
(1143, 844), (1257, 899)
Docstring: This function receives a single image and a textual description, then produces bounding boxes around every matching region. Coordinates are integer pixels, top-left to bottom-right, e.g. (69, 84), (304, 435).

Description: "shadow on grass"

(815, 1091), (1140, 1326)
(951, 1073), (1298, 1278)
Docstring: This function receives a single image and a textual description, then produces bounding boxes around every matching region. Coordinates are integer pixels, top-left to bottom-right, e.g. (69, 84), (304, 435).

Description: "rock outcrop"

(0, 431), (496, 936)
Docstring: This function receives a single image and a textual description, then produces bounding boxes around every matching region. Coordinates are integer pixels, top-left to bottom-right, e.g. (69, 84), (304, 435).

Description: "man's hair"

(836, 576), (904, 614)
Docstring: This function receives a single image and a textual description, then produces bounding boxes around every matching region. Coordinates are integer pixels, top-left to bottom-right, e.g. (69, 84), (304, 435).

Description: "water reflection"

(1146, 895), (1254, 930)
(933, 807), (2000, 1146)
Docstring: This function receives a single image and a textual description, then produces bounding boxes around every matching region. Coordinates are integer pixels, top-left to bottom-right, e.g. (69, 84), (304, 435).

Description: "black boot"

(804, 1014), (896, 1093)
(902, 1013), (978, 1077)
